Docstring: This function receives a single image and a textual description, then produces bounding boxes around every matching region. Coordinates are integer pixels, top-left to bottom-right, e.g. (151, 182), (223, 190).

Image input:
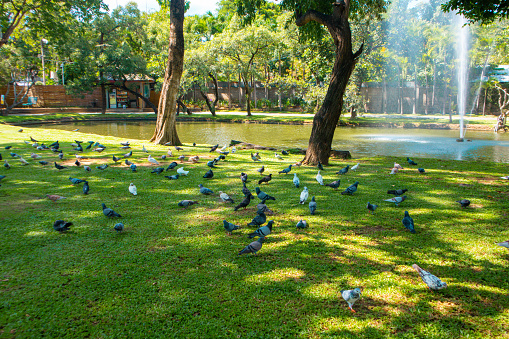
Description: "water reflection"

(35, 121), (509, 163)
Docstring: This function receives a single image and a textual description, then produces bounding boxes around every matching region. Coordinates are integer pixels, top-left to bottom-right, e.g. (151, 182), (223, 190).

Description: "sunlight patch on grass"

(245, 267), (306, 284)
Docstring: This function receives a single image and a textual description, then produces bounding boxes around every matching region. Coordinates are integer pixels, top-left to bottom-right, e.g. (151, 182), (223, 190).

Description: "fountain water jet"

(456, 14), (470, 142)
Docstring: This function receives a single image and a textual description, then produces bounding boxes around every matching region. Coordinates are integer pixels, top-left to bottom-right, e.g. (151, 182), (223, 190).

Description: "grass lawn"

(0, 124), (508, 338)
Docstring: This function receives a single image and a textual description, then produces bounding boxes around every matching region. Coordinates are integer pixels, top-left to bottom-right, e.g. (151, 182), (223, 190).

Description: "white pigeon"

(275, 153), (283, 160)
(412, 264), (447, 290)
(219, 191), (234, 203)
(500, 176), (509, 180)
(189, 155), (199, 163)
(394, 162), (403, 169)
(84, 166), (91, 172)
(220, 145), (227, 152)
(293, 173), (300, 188)
(341, 288), (362, 313)
(496, 240), (509, 248)
(142, 145), (148, 153)
(351, 163), (359, 171)
(30, 153), (41, 159)
(390, 167), (399, 175)
(177, 167), (189, 176)
(75, 154), (84, 160)
(148, 155), (159, 165)
(299, 187), (309, 204)
(167, 149), (173, 157)
(129, 183), (137, 196)
(316, 170), (324, 185)
(19, 157), (29, 165)
(231, 146), (236, 153)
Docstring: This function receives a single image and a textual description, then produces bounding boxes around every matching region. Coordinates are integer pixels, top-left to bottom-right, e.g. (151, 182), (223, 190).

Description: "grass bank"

(0, 125), (508, 338)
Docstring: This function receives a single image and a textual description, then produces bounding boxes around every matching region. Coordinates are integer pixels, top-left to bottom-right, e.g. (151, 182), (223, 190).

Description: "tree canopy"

(442, 0), (509, 24)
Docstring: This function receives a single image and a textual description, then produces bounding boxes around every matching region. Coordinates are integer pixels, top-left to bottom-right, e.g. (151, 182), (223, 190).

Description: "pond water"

(35, 121), (509, 163)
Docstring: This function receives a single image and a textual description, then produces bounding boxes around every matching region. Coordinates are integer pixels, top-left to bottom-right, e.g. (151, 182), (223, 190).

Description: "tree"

(150, 0), (185, 145)
(442, 0), (509, 24)
(236, 0), (387, 164)
(0, 0), (105, 48)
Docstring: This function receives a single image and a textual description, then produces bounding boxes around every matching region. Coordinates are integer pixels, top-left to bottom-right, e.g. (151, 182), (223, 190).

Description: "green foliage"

(442, 0), (509, 24)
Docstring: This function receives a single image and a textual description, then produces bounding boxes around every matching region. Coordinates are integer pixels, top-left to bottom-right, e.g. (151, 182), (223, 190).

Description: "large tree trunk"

(299, 2), (361, 165)
(150, 0), (185, 145)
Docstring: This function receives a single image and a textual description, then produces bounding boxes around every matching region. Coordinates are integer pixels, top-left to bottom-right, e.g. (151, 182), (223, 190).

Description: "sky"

(103, 0), (219, 16)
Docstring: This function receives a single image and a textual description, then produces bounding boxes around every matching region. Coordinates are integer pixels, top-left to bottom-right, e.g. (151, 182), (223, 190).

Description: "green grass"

(0, 124), (508, 338)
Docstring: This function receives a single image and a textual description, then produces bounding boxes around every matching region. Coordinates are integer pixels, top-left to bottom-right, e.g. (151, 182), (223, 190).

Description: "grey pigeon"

(296, 220), (307, 229)
(367, 202), (378, 214)
(84, 166), (91, 172)
(114, 223), (124, 232)
(281, 150), (289, 155)
(258, 174), (272, 185)
(96, 164), (108, 170)
(293, 173), (300, 188)
(69, 177), (85, 185)
(256, 202), (273, 215)
(199, 184), (213, 195)
(387, 189), (408, 196)
(130, 164), (137, 172)
(336, 165), (349, 175)
(4, 161), (10, 169)
(418, 168), (425, 173)
(326, 180), (340, 189)
(278, 165), (292, 175)
(238, 237), (264, 255)
(151, 167), (165, 174)
(247, 209), (266, 227)
(255, 187), (275, 201)
(257, 166), (265, 174)
(58, 152), (64, 160)
(317, 161), (324, 170)
(207, 160), (217, 168)
(402, 211), (416, 233)
(341, 181), (359, 195)
(407, 157), (418, 165)
(102, 203), (122, 218)
(53, 220), (73, 232)
(209, 144), (219, 152)
(39, 161), (48, 166)
(177, 200), (199, 208)
(309, 196), (317, 215)
(248, 220), (274, 238)
(54, 162), (67, 170)
(83, 181), (90, 195)
(166, 162), (178, 171)
(341, 288), (362, 313)
(203, 169), (214, 179)
(125, 159), (133, 166)
(223, 220), (240, 235)
(234, 194), (253, 211)
(123, 151), (133, 158)
(240, 172), (248, 183)
(165, 174), (180, 180)
(112, 155), (121, 162)
(242, 182), (252, 197)
(412, 264), (447, 290)
(456, 199), (470, 208)
(384, 195), (407, 207)
(74, 159), (80, 167)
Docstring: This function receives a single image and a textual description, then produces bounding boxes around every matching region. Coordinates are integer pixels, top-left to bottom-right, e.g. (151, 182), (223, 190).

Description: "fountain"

(456, 14), (469, 142)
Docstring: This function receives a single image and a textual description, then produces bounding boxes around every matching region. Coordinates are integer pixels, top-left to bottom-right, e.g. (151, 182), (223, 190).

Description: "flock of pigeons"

(3, 130), (509, 313)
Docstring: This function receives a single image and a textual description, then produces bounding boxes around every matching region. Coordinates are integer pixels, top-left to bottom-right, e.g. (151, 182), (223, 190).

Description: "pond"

(35, 121), (509, 163)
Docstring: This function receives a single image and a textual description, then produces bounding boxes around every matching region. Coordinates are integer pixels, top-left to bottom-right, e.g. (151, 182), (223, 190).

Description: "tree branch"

(353, 43), (364, 60)
(295, 10), (331, 28)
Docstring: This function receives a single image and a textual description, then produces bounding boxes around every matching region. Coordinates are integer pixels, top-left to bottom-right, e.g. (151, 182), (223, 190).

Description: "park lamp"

(41, 38), (49, 85)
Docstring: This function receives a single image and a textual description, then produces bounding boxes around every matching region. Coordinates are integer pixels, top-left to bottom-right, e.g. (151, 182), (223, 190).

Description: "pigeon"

(325, 180), (340, 189)
(500, 176), (509, 180)
(178, 155), (186, 162)
(367, 202), (378, 214)
(275, 153), (283, 160)
(412, 264), (447, 290)
(177, 167), (189, 176)
(384, 196), (407, 207)
(84, 166), (91, 172)
(231, 146), (236, 153)
(199, 184), (213, 195)
(114, 223), (124, 232)
(456, 199), (470, 208)
(142, 145), (148, 153)
(299, 187), (309, 204)
(341, 181), (359, 195)
(30, 136), (38, 142)
(4, 160), (10, 169)
(256, 202), (273, 215)
(219, 191), (234, 203)
(238, 237), (264, 255)
(341, 288), (362, 313)
(257, 166), (265, 174)
(234, 194), (253, 211)
(189, 156), (199, 163)
(390, 167), (399, 175)
(317, 161), (324, 170)
(167, 149), (173, 157)
(293, 173), (300, 188)
(223, 220), (240, 235)
(394, 162), (403, 169)
(203, 169), (214, 179)
(209, 144), (219, 152)
(129, 183), (137, 195)
(387, 189), (408, 196)
(241, 182), (252, 197)
(85, 142), (93, 150)
(120, 141), (130, 147)
(18, 129), (23, 132)
(258, 174), (272, 185)
(496, 241), (509, 248)
(148, 155), (159, 165)
(418, 168), (425, 173)
(102, 203), (122, 218)
(30, 153), (41, 159)
(75, 160), (80, 167)
(402, 211), (416, 233)
(83, 181), (90, 195)
(316, 171), (323, 185)
(19, 157), (29, 165)
(207, 160), (217, 168)
(130, 164), (137, 172)
(112, 155), (122, 162)
(255, 187), (276, 201)
(248, 220), (274, 238)
(46, 194), (66, 203)
(125, 159), (133, 166)
(69, 177), (85, 185)
(251, 153), (261, 162)
(407, 157), (418, 165)
(164, 174), (180, 180)
(54, 162), (67, 170)
(247, 209), (266, 227)
(219, 145), (227, 152)
(178, 200), (199, 208)
(166, 162), (178, 170)
(93, 147), (106, 153)
(5, 146), (12, 150)
(281, 150), (289, 155)
(96, 164), (108, 170)
(336, 165), (350, 175)
(0, 175), (5, 181)
(309, 196), (317, 215)
(240, 172), (248, 183)
(351, 163), (359, 171)
(74, 145), (83, 152)
(151, 167), (165, 174)
(278, 165), (292, 175)
(53, 220), (73, 232)
(296, 220), (307, 229)
(75, 154), (84, 160)
(39, 160), (48, 166)
(253, 152), (261, 160)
